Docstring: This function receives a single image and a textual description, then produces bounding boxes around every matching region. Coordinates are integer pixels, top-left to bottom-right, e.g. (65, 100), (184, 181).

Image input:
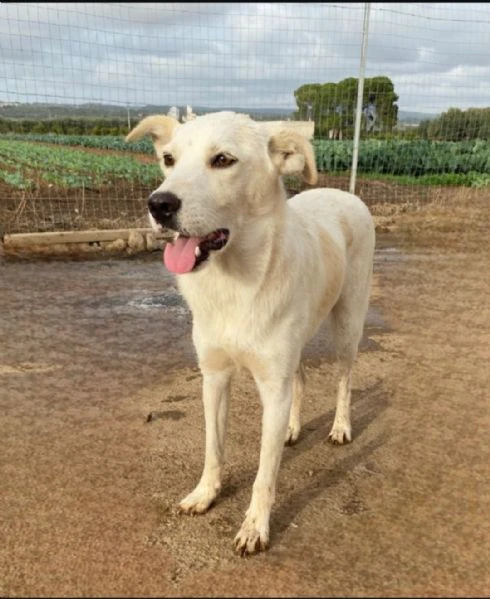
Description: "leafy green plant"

(2, 133), (155, 155)
(0, 169), (33, 189)
(312, 138), (489, 178)
(0, 136), (488, 192)
(470, 173), (490, 188)
(0, 139), (162, 190)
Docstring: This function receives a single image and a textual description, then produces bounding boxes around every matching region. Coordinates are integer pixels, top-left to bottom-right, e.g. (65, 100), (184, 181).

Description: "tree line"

(0, 82), (488, 141)
(0, 117), (130, 136)
(293, 76), (399, 138)
(417, 108), (489, 141)
(293, 77), (488, 141)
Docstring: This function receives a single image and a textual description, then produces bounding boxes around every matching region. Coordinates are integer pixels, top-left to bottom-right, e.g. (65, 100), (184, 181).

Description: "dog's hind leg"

(328, 271), (371, 445)
(285, 363), (306, 445)
(328, 352), (354, 445)
(179, 368), (233, 514)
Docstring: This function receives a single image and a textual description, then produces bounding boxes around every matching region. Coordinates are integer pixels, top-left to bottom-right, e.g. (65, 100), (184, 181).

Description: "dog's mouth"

(163, 228), (229, 274)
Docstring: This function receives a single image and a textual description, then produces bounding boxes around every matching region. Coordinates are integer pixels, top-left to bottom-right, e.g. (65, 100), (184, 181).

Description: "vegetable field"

(2, 133), (155, 155)
(0, 138), (161, 190)
(0, 134), (488, 234)
(313, 138), (490, 187)
(2, 133), (489, 186)
(0, 138), (163, 233)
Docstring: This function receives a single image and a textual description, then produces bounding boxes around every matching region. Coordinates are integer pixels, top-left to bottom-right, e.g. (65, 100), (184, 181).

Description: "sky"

(1, 2), (489, 115)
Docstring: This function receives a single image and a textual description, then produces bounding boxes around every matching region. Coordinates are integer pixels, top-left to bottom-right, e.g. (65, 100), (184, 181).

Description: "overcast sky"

(1, 2), (489, 115)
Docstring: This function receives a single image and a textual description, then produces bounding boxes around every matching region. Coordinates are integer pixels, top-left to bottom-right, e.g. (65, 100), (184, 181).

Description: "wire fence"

(1, 2), (489, 235)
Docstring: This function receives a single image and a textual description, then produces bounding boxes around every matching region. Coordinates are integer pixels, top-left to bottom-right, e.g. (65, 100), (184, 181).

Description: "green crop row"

(3, 133), (489, 179)
(0, 135), (488, 191)
(312, 138), (489, 177)
(2, 132), (155, 155)
(0, 139), (162, 189)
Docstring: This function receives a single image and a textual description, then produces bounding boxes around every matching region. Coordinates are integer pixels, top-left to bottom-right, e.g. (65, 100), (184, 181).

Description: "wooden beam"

(2, 228), (164, 248)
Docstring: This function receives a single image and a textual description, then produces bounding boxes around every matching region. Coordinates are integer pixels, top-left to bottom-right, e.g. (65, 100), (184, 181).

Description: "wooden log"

(2, 228), (167, 249)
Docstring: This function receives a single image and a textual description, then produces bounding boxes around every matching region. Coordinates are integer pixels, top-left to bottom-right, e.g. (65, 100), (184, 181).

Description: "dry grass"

(2, 159), (489, 253)
(287, 172), (490, 254)
(376, 187), (490, 252)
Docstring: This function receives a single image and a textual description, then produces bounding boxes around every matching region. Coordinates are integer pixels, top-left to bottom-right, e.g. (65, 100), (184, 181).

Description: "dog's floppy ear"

(262, 120), (315, 140)
(267, 126), (318, 185)
(125, 115), (180, 154)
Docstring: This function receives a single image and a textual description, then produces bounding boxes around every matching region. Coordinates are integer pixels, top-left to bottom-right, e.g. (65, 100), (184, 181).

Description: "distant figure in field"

(182, 105), (197, 123)
(167, 106), (180, 121)
(167, 105), (196, 123)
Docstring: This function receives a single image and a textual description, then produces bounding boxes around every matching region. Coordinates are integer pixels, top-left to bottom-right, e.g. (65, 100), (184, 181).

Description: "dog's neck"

(214, 199), (287, 286)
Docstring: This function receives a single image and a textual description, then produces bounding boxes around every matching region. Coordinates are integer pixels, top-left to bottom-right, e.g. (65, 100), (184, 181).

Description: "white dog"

(126, 112), (375, 555)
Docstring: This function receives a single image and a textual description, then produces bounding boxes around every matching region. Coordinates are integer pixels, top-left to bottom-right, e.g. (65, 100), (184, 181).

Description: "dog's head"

(126, 111), (317, 274)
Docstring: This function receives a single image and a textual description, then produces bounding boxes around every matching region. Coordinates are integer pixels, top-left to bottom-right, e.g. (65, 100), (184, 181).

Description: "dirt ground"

(1, 192), (489, 597)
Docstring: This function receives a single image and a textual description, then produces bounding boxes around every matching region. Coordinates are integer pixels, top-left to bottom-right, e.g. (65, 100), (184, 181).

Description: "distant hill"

(0, 102), (438, 124)
(0, 102), (294, 121)
(398, 110), (439, 124)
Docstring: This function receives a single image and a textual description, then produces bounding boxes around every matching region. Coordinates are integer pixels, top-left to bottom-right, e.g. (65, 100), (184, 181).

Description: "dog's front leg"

(234, 376), (293, 555)
(179, 368), (232, 514)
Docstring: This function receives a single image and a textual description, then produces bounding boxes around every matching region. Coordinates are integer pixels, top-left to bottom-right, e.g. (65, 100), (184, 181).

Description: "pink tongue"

(164, 236), (202, 274)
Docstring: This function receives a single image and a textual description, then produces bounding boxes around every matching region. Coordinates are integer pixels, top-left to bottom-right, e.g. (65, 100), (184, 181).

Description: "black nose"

(148, 191), (182, 226)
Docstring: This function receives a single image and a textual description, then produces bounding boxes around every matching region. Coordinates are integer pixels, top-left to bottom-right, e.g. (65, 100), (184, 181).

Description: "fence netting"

(1, 2), (488, 235)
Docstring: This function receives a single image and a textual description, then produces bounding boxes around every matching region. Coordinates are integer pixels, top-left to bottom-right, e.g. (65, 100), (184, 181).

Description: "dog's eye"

(211, 153), (236, 168)
(162, 153), (175, 167)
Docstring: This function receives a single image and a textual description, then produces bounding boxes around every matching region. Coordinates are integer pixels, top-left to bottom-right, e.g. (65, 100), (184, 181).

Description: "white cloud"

(0, 2), (489, 114)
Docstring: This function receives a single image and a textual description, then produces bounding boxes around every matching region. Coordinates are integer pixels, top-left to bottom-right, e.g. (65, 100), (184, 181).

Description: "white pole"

(350, 2), (371, 195)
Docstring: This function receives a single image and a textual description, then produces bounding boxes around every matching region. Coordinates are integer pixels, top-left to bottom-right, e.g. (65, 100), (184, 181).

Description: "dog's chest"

(180, 277), (273, 347)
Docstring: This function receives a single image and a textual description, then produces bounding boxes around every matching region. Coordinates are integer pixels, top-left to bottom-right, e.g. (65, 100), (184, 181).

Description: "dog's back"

(286, 186), (375, 332)
(288, 187), (375, 260)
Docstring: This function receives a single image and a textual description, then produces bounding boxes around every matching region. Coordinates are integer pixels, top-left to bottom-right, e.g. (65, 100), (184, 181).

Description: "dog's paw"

(285, 423), (300, 445)
(178, 484), (218, 515)
(328, 423), (352, 445)
(233, 517), (269, 556)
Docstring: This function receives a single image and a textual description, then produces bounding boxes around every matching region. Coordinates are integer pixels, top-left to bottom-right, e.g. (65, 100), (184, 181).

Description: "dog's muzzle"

(148, 191), (181, 230)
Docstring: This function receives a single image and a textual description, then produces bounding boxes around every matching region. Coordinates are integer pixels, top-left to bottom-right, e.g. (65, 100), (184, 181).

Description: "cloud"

(0, 2), (489, 113)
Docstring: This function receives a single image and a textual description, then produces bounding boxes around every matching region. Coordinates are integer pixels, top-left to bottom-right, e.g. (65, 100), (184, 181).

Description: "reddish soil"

(0, 193), (489, 596)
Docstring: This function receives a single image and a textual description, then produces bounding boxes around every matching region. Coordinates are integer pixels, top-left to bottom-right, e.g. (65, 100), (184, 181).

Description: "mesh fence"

(1, 2), (489, 235)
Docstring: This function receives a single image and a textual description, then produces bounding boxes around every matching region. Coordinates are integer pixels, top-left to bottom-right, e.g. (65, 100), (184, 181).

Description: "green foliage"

(418, 107), (490, 141)
(0, 117), (130, 136)
(293, 76), (399, 137)
(0, 139), (162, 189)
(359, 170), (489, 188)
(0, 136), (487, 193)
(0, 169), (33, 189)
(1, 133), (155, 154)
(470, 173), (490, 188)
(312, 138), (489, 179)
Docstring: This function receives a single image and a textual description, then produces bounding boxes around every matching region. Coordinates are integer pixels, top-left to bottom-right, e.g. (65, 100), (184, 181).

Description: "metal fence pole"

(349, 2), (371, 195)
